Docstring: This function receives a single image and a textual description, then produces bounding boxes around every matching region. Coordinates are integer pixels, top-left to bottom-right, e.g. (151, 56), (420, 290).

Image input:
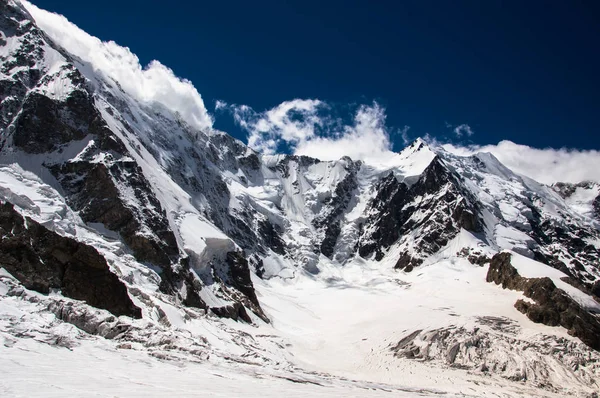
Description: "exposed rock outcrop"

(313, 158), (359, 258)
(209, 251), (269, 323)
(13, 88), (100, 153)
(487, 252), (600, 350)
(51, 158), (180, 268)
(210, 302), (252, 323)
(0, 202), (141, 318)
(359, 156), (482, 270)
(456, 248), (491, 266)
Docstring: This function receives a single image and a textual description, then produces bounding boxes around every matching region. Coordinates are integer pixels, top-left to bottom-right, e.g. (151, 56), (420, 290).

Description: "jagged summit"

(399, 137), (428, 154)
(1, 1), (600, 396)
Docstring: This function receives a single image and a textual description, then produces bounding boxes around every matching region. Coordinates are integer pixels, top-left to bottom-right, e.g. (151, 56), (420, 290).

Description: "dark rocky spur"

(486, 252), (600, 351)
(0, 201), (141, 318)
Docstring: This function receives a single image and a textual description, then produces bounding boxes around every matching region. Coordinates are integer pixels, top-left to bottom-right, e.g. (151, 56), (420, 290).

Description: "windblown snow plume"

(21, 0), (213, 130)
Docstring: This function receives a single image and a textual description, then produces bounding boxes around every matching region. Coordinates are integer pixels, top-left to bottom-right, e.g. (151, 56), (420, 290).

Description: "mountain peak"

(397, 137), (435, 159)
(406, 137), (429, 151)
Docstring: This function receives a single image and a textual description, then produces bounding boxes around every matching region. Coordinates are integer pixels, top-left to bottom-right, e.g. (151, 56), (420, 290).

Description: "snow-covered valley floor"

(254, 260), (585, 397)
(0, 338), (440, 398)
(3, 249), (596, 397)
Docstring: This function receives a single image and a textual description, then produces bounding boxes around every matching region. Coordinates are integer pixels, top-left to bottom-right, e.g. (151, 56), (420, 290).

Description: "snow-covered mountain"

(553, 181), (600, 222)
(1, 1), (600, 396)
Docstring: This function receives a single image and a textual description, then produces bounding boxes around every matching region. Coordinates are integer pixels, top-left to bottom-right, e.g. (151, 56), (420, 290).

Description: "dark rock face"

(457, 248), (490, 266)
(319, 221), (341, 258)
(358, 173), (408, 259)
(218, 251), (268, 322)
(486, 252), (525, 289)
(237, 152), (261, 171)
(487, 252), (600, 351)
(359, 156), (483, 270)
(257, 219), (286, 255)
(313, 159), (360, 258)
(592, 280), (600, 298)
(593, 194), (600, 221)
(51, 158), (179, 268)
(394, 253), (422, 273)
(226, 251), (260, 307)
(526, 205), (600, 287)
(0, 202), (141, 318)
(13, 88), (96, 153)
(210, 302), (251, 323)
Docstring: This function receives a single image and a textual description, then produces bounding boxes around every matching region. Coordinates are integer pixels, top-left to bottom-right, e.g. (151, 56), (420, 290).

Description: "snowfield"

(2, 248), (599, 397)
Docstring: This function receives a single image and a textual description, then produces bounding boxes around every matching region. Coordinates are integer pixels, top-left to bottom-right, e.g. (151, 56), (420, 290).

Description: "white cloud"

(221, 99), (326, 154)
(214, 100), (228, 111)
(220, 99), (395, 161)
(22, 1), (213, 131)
(399, 125), (411, 146)
(442, 140), (600, 184)
(295, 102), (392, 162)
(453, 124), (474, 137)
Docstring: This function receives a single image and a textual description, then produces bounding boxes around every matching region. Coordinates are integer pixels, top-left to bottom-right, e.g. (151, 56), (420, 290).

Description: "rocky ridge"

(487, 252), (600, 350)
(0, 201), (140, 317)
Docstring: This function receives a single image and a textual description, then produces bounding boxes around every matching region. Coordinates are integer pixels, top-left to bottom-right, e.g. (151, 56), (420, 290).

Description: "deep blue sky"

(32, 0), (599, 150)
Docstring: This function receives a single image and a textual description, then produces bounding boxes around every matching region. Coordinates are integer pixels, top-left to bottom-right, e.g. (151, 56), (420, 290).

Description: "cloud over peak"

(218, 99), (396, 162)
(441, 140), (600, 184)
(295, 102), (392, 162)
(217, 99), (327, 155)
(445, 122), (475, 138)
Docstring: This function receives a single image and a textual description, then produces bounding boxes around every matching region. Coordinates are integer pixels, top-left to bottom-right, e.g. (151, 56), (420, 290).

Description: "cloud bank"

(220, 98), (600, 183)
(218, 99), (395, 162)
(22, 1), (213, 130)
(442, 140), (600, 184)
